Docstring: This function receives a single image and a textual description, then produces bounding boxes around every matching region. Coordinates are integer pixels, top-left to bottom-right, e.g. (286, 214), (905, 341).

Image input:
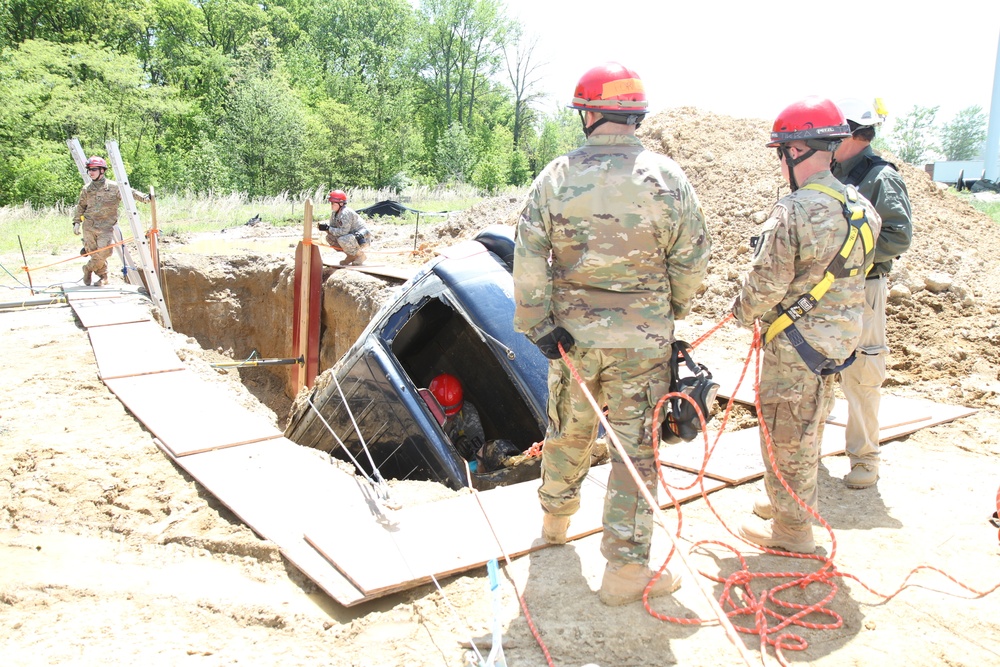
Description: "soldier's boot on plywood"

(541, 513), (570, 545)
(82, 266), (93, 286)
(738, 519), (815, 554)
(598, 563), (682, 607)
(94, 272), (108, 287)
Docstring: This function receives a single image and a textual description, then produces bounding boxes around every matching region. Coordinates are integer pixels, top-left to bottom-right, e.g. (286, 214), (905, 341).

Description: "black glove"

(535, 327), (574, 360)
(318, 223), (329, 232)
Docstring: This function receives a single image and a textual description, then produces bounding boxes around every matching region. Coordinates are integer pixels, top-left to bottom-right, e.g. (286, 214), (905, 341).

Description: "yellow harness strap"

(764, 184), (875, 345)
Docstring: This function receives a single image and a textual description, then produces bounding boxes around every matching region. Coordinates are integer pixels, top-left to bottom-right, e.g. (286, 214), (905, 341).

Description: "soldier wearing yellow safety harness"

(730, 97), (881, 553)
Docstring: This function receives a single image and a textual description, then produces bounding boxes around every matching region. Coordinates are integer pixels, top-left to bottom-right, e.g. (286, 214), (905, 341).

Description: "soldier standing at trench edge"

(732, 97), (881, 553)
(73, 156), (151, 287)
(513, 62), (711, 606)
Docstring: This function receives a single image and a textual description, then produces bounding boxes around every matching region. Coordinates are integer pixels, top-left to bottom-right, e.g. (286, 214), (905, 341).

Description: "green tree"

(887, 105), (939, 165)
(473, 124), (512, 193)
(435, 121), (474, 183)
(939, 105), (987, 161)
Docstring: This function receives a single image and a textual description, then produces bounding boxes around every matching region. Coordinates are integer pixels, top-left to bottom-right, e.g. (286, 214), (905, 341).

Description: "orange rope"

(27, 236), (134, 273)
(627, 319), (1000, 666)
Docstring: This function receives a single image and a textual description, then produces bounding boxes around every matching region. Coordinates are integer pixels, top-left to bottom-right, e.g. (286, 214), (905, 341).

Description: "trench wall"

(161, 253), (394, 409)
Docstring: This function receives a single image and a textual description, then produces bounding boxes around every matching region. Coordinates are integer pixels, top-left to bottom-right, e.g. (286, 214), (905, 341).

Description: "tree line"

(0, 0), (584, 208)
(882, 104), (989, 166)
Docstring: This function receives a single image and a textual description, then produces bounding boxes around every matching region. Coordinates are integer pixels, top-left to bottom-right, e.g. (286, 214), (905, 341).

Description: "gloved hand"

(535, 327), (574, 360)
(73, 222), (81, 236)
(318, 223), (329, 232)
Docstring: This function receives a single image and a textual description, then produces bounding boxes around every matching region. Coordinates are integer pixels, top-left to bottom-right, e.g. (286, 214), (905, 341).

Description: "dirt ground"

(3, 108), (1000, 666)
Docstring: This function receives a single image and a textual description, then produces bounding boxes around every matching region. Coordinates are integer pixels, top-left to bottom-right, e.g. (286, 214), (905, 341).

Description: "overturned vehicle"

(284, 227), (550, 491)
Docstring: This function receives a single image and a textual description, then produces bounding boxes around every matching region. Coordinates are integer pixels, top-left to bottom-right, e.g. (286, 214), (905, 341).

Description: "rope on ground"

(623, 317), (1000, 666)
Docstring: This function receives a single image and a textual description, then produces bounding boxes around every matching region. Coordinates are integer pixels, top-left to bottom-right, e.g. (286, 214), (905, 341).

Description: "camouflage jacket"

(513, 134), (711, 349)
(325, 206), (369, 243)
(832, 145), (912, 277)
(73, 178), (148, 231)
(731, 170), (882, 361)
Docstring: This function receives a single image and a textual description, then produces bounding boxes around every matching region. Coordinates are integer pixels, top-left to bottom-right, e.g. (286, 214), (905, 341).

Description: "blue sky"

(500, 0), (1000, 130)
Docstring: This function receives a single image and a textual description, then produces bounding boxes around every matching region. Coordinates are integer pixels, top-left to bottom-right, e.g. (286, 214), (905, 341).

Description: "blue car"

(284, 227), (549, 490)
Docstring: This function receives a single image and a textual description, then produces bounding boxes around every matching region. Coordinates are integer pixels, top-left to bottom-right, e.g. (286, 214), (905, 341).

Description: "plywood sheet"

(63, 285), (125, 301)
(659, 428), (766, 484)
(306, 464), (725, 599)
(160, 438), (375, 607)
(88, 320), (185, 379)
(105, 370), (281, 456)
(70, 296), (151, 327)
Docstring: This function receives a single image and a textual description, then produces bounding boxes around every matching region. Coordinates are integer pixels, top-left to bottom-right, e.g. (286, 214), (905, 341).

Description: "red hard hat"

(568, 62), (647, 115)
(327, 189), (347, 204)
(429, 373), (463, 417)
(86, 156), (108, 170)
(767, 97), (851, 148)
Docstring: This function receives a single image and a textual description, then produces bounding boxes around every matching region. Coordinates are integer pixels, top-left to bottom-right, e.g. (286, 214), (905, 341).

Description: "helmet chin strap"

(779, 145), (816, 192)
(580, 110), (607, 137)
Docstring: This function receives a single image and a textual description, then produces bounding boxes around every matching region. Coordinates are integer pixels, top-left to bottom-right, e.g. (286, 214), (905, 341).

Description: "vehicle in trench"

(284, 227), (550, 491)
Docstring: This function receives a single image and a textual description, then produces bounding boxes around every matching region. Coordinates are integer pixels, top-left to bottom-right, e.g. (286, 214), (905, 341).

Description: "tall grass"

(0, 185), (522, 258)
(967, 195), (1000, 224)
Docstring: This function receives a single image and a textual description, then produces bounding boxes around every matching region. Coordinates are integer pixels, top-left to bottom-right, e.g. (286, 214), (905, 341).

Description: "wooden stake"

(293, 200), (322, 394)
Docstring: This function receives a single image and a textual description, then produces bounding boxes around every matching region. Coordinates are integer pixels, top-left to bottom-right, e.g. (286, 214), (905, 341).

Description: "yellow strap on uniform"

(763, 184), (875, 345)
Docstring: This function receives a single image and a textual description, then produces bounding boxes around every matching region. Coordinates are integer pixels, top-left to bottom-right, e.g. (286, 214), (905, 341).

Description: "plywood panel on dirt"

(63, 285), (129, 301)
(70, 296), (151, 328)
(306, 464), (724, 599)
(105, 370), (281, 456)
(88, 320), (186, 379)
(160, 438), (376, 607)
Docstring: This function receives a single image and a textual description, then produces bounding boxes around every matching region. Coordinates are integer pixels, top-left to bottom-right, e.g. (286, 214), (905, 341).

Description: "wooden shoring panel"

(160, 438), (376, 607)
(105, 369), (281, 457)
(70, 296), (151, 328)
(305, 464), (725, 599)
(88, 320), (185, 380)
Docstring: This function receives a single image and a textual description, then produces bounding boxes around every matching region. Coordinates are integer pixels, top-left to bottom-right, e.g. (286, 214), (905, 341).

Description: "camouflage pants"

(539, 346), (672, 566)
(839, 276), (888, 465)
(83, 223), (115, 279)
(326, 230), (366, 256)
(758, 340), (836, 530)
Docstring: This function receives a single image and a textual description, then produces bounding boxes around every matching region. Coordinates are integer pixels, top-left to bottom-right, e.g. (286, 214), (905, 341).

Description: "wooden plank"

(63, 285), (133, 301)
(323, 262), (417, 282)
(105, 370), (281, 457)
(87, 320), (186, 380)
(660, 428), (767, 484)
(70, 297), (151, 328)
(159, 438), (374, 607)
(305, 464), (725, 599)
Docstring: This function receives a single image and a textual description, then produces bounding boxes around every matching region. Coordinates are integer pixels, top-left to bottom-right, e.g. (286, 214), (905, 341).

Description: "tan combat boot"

(752, 495), (774, 520)
(738, 519), (815, 553)
(341, 254), (357, 266)
(94, 273), (108, 287)
(351, 250), (367, 265)
(541, 513), (569, 545)
(599, 563), (682, 607)
(844, 462), (878, 489)
(82, 266), (93, 286)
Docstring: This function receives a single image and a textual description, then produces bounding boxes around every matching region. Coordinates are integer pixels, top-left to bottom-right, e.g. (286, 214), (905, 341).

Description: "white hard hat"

(836, 98), (883, 126)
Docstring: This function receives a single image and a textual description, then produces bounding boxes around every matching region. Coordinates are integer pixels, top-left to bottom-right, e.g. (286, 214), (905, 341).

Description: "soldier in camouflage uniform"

(731, 98), (881, 553)
(319, 189), (370, 266)
(72, 156), (151, 287)
(513, 63), (711, 606)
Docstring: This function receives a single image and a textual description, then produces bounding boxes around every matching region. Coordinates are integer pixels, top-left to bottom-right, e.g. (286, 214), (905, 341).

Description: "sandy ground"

(4, 107), (1000, 666)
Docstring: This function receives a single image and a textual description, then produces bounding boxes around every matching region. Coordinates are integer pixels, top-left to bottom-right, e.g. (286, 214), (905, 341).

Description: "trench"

(159, 251), (397, 423)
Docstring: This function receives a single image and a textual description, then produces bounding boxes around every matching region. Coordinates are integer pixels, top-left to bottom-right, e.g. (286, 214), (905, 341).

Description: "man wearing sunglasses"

(73, 156), (152, 287)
